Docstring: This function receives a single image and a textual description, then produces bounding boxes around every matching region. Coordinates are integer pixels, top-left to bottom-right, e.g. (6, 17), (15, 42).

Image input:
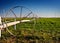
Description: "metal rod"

(14, 18), (16, 30)
(20, 7), (22, 19)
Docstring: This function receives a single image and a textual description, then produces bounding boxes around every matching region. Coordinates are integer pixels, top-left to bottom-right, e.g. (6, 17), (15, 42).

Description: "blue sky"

(0, 0), (60, 17)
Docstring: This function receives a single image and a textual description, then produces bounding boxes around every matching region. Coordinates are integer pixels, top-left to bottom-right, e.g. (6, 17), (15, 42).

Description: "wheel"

(4, 6), (36, 36)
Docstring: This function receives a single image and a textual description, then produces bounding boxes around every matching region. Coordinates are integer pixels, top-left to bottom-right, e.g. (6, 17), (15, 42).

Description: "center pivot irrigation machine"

(0, 6), (37, 37)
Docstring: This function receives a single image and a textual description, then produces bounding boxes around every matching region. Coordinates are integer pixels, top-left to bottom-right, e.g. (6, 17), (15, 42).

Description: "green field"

(0, 18), (60, 43)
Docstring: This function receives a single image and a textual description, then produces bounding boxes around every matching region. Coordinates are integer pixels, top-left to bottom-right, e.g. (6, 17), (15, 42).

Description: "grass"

(1, 18), (60, 43)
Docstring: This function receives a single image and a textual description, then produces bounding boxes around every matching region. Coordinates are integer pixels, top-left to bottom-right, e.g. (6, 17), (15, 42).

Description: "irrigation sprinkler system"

(0, 6), (37, 37)
(0, 6), (60, 43)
